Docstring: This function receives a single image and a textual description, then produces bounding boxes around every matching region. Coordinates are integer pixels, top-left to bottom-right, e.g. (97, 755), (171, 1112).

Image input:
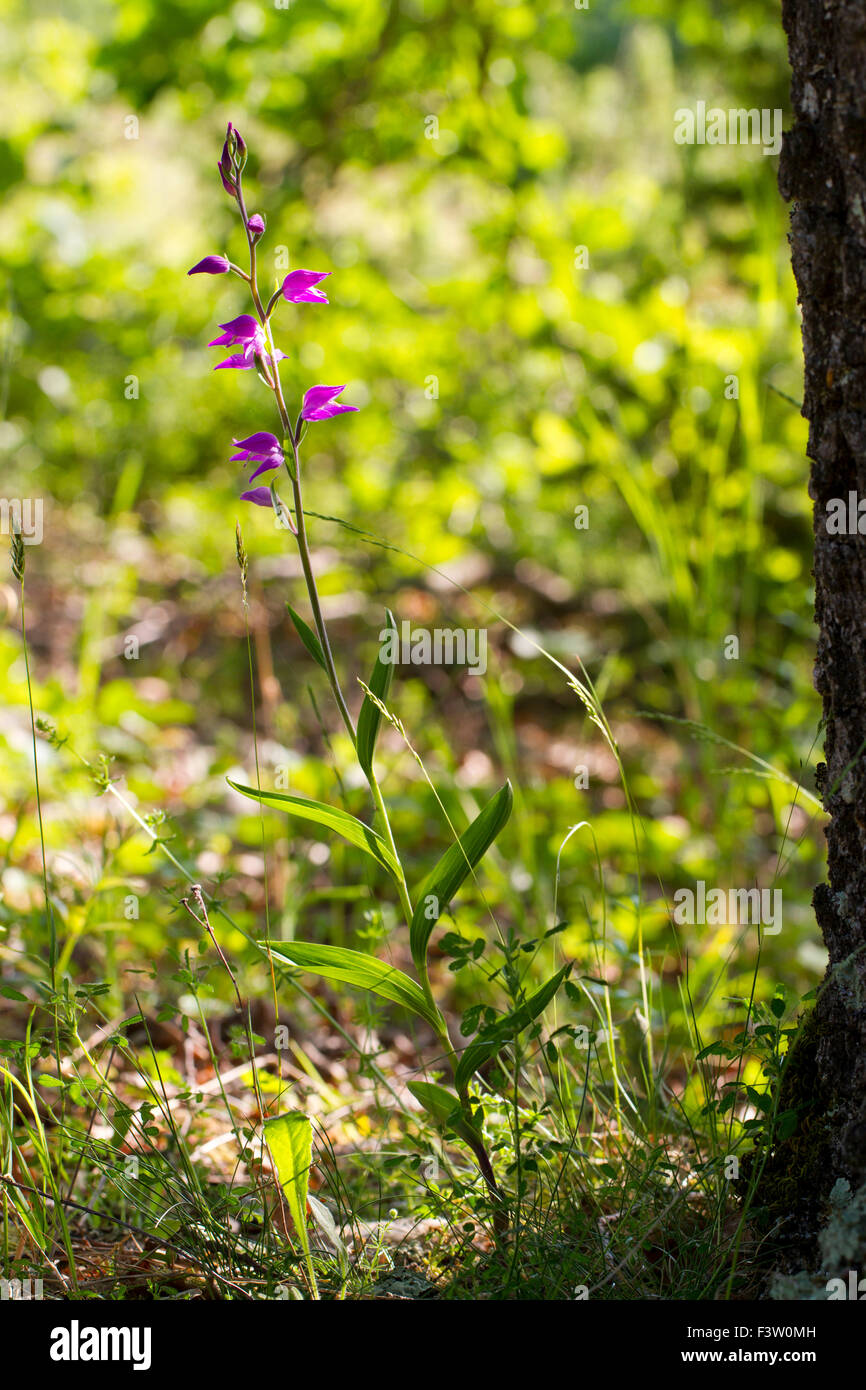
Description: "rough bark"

(756, 0), (866, 1264)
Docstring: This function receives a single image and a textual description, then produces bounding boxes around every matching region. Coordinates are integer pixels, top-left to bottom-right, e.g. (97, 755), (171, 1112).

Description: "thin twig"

(180, 885), (243, 1011)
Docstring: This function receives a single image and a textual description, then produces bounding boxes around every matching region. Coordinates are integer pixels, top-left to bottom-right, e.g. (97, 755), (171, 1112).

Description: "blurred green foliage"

(0, 0), (822, 1059)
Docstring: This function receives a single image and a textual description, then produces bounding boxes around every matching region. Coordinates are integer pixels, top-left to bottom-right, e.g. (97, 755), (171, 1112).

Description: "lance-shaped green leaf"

(228, 779), (400, 878)
(356, 608), (397, 776)
(455, 963), (572, 1090)
(407, 1080), (482, 1146)
(286, 604), (326, 671)
(264, 1111), (318, 1298)
(409, 782), (513, 970)
(262, 941), (441, 1029)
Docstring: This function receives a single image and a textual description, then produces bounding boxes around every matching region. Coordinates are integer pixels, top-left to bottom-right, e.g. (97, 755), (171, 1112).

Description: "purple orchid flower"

(240, 487), (273, 506)
(282, 270), (331, 305)
(210, 314), (263, 349)
(231, 431), (284, 481)
(247, 214), (265, 240)
(301, 384), (359, 422)
(188, 255), (230, 276)
(210, 314), (286, 371)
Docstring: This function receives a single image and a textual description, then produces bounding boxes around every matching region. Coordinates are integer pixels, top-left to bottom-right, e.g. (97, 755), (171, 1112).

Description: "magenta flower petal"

(302, 385), (340, 412)
(212, 314), (261, 343)
(248, 458), (281, 481)
(232, 448), (281, 462)
(301, 384), (359, 422)
(241, 488), (273, 507)
(229, 431), (283, 477)
(188, 255), (230, 276)
(247, 214), (265, 238)
(233, 432), (281, 453)
(215, 354), (254, 370)
(292, 288), (330, 304)
(282, 270), (332, 305)
(209, 316), (269, 370)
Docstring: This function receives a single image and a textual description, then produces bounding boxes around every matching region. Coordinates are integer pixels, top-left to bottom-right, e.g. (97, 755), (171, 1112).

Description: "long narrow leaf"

(262, 941), (441, 1028)
(409, 782), (513, 970)
(455, 963), (571, 1089)
(286, 605), (327, 671)
(228, 779), (400, 878)
(407, 1080), (481, 1145)
(356, 609), (397, 775)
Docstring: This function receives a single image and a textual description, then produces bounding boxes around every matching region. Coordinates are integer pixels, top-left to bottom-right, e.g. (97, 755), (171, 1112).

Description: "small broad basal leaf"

(265, 1111), (314, 1254)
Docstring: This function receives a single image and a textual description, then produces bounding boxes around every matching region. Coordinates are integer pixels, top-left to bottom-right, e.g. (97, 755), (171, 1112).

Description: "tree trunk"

(755, 0), (866, 1265)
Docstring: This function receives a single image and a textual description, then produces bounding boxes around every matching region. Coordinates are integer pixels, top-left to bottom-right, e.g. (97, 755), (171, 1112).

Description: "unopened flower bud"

(187, 255), (230, 276)
(217, 160), (237, 196)
(225, 122), (247, 172)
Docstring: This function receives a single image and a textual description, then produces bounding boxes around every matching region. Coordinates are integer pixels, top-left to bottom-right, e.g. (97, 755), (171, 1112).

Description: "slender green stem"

(286, 454), (357, 746)
(231, 157), (504, 1225)
(20, 593), (55, 985)
(236, 170), (418, 931)
(368, 775), (413, 921)
(18, 577), (69, 1211)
